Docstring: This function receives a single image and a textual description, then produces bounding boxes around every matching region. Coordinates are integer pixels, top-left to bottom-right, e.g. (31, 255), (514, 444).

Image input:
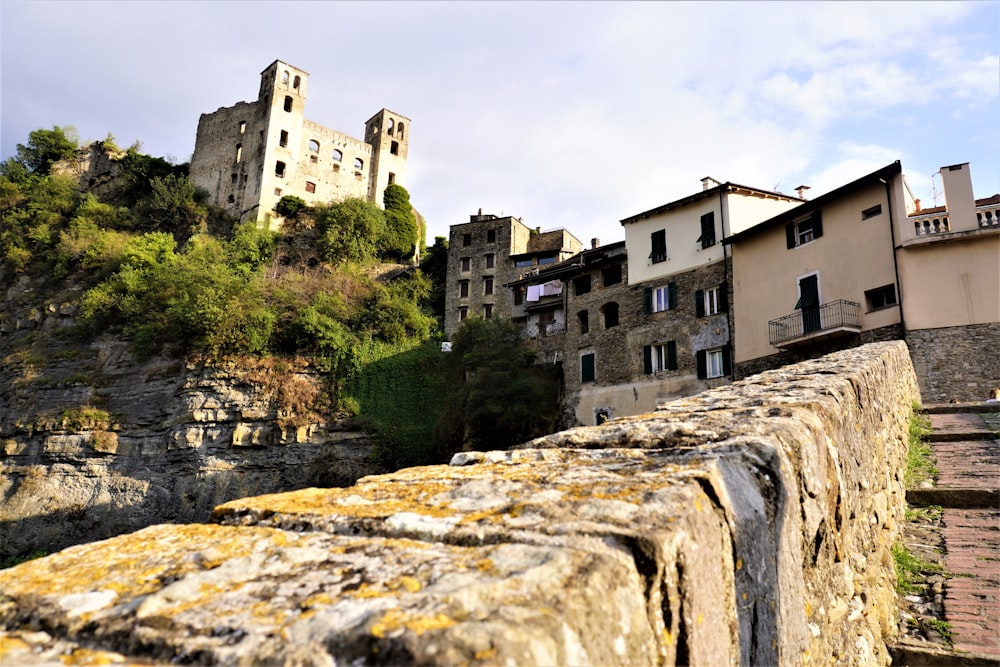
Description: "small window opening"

(484, 304), (493, 319)
(397, 123), (405, 140)
(865, 284), (897, 311)
(279, 130), (288, 148)
(485, 253), (495, 269)
(602, 302), (619, 328)
(354, 157), (364, 170)
(387, 118), (394, 136)
(574, 275), (592, 296)
(390, 141), (399, 155)
(235, 144), (243, 163)
(305, 181), (316, 194)
(283, 96), (293, 112)
(487, 229), (497, 243)
(602, 265), (622, 286)
(332, 149), (343, 162)
(578, 310), (589, 334)
(461, 257), (471, 272)
(274, 188), (282, 196)
(308, 139), (320, 153)
(862, 204), (883, 220)
(388, 172), (395, 185)
(484, 278), (494, 296)
(231, 173), (238, 184)
(282, 70), (290, 85)
(459, 306), (468, 322)
(650, 229), (667, 263)
(293, 75), (301, 89)
(459, 281), (469, 298)
(227, 195), (235, 203)
(239, 121), (246, 134)
(581, 352), (596, 383)
(275, 161), (286, 178)
(462, 233), (472, 247)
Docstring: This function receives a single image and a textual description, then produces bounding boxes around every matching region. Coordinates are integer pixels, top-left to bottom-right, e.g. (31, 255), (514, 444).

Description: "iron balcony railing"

(768, 299), (861, 346)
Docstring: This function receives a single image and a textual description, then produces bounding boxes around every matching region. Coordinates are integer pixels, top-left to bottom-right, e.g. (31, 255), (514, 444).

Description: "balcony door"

(796, 274), (821, 334)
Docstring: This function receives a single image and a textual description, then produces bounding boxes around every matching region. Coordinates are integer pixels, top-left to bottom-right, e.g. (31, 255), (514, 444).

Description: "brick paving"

(928, 405), (1000, 660)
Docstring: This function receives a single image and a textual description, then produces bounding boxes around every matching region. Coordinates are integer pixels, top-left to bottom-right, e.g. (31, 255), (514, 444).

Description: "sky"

(2, 1), (998, 246)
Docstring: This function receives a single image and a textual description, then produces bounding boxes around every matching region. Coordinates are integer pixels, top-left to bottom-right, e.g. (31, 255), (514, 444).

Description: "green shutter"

(722, 344), (732, 376)
(643, 287), (652, 314)
(667, 340), (677, 371)
(643, 346), (652, 374)
(581, 353), (595, 383)
(668, 282), (677, 310)
(696, 349), (707, 379)
(718, 283), (728, 311)
(695, 289), (705, 317)
(813, 212), (823, 239)
(786, 222), (796, 249)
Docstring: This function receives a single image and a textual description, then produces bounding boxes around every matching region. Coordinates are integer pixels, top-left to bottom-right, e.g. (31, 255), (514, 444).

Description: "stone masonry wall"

(906, 322), (1000, 402)
(0, 341), (918, 666)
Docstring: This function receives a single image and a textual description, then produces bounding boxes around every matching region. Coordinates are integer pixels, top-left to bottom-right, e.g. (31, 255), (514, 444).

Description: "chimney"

(795, 185), (810, 200)
(591, 238), (600, 249)
(701, 176), (720, 191)
(939, 163), (976, 232)
(914, 198), (921, 213)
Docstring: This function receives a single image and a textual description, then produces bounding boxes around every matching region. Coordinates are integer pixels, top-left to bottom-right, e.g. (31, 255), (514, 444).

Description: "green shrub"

(275, 195), (307, 218)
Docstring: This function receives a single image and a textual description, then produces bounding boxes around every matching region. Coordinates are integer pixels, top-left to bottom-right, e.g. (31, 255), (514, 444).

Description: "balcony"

(769, 300), (861, 349)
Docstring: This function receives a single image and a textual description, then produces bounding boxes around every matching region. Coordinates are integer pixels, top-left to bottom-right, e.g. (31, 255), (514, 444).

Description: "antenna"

(930, 172), (940, 207)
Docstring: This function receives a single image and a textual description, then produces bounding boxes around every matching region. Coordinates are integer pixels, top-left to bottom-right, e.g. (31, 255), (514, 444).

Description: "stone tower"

(189, 60), (410, 227)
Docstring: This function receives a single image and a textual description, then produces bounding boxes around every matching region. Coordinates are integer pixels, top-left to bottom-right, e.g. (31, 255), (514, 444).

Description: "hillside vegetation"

(0, 127), (562, 467)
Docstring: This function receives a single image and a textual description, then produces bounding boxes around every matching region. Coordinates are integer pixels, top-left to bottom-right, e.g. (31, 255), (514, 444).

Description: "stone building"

(189, 60), (408, 226)
(443, 211), (582, 337)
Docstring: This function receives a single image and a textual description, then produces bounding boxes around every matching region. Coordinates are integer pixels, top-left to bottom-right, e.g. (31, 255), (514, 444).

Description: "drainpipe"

(882, 177), (907, 338)
(719, 186), (735, 378)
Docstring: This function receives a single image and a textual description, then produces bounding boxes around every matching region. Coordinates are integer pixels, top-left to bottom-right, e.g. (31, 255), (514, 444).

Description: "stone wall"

(0, 341), (918, 666)
(906, 323), (1000, 402)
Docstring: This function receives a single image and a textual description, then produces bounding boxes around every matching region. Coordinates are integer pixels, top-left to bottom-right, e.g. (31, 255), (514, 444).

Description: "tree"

(420, 236), (449, 324)
(435, 318), (562, 452)
(315, 197), (388, 265)
(382, 184), (418, 260)
(275, 195), (306, 218)
(12, 126), (78, 175)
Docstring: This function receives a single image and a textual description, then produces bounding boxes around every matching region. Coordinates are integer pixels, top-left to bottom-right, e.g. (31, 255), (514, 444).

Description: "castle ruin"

(189, 60), (408, 226)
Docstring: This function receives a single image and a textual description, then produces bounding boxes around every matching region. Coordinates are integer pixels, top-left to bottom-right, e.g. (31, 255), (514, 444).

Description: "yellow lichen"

(370, 609), (456, 638)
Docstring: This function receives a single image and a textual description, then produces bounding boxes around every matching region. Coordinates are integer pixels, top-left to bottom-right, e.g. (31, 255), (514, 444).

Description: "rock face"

(0, 341), (919, 666)
(0, 280), (379, 558)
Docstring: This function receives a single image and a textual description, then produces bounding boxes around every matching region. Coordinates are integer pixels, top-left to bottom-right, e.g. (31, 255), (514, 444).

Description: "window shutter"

(722, 344), (732, 376)
(668, 282), (677, 310)
(581, 353), (595, 383)
(699, 212), (716, 248)
(643, 346), (652, 375)
(643, 287), (652, 314)
(718, 283), (728, 311)
(667, 340), (677, 371)
(786, 222), (796, 249)
(696, 349), (707, 379)
(695, 289), (705, 317)
(813, 212), (823, 239)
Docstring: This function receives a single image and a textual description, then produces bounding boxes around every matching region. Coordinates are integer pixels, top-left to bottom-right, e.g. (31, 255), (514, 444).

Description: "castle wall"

(906, 323), (1000, 402)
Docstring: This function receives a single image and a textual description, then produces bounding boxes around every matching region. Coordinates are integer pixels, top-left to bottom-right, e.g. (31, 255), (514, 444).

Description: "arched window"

(293, 75), (301, 89)
(354, 158), (364, 170)
(235, 144), (243, 163)
(397, 123), (405, 140)
(308, 139), (320, 153)
(284, 96), (293, 112)
(332, 149), (343, 162)
(387, 118), (394, 136)
(282, 70), (290, 85)
(602, 302), (619, 328)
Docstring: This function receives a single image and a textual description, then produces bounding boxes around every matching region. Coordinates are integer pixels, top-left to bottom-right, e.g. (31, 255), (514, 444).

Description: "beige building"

(189, 60), (408, 226)
(727, 160), (999, 401)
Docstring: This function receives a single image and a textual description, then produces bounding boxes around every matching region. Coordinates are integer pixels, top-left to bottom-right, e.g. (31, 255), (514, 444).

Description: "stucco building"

(189, 60), (408, 226)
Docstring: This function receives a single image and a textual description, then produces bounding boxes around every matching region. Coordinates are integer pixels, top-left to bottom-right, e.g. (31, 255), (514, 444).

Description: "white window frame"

(704, 286), (721, 316)
(706, 348), (725, 379)
(651, 343), (669, 372)
(653, 285), (671, 312)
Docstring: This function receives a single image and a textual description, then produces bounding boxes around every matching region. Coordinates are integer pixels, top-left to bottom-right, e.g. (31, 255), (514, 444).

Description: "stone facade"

(906, 323), (1000, 402)
(443, 212), (582, 337)
(0, 342), (918, 666)
(188, 60), (408, 226)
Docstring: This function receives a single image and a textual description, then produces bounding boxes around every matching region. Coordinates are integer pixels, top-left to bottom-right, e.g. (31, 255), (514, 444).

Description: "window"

(459, 281), (469, 298)
(354, 158), (364, 170)
(650, 229), (667, 263)
(696, 284), (727, 317)
(239, 121), (246, 134)
(581, 353), (596, 383)
(227, 194), (235, 203)
(862, 204), (883, 220)
(487, 229), (496, 243)
(602, 265), (622, 286)
(538, 254), (558, 265)
(274, 188), (282, 196)
(275, 161), (286, 178)
(602, 302), (619, 328)
(644, 282), (676, 313)
(485, 253), (495, 269)
(309, 139), (320, 153)
(595, 409), (610, 425)
(786, 212), (823, 248)
(514, 287), (524, 306)
(484, 278), (494, 296)
(388, 172), (395, 185)
(462, 233), (472, 247)
(387, 118), (394, 136)
(332, 149), (343, 162)
(459, 306), (468, 322)
(284, 96), (293, 112)
(305, 181), (316, 194)
(235, 144), (242, 163)
(698, 212), (716, 249)
(461, 257), (471, 272)
(696, 346), (731, 379)
(293, 75), (301, 89)
(282, 70), (290, 85)
(515, 259), (533, 268)
(865, 284), (897, 311)
(574, 275), (592, 296)
(279, 130), (288, 147)
(390, 141), (399, 155)
(397, 123), (405, 140)
(643, 341), (677, 374)
(231, 173), (238, 184)
(484, 304), (493, 319)
(578, 310), (589, 334)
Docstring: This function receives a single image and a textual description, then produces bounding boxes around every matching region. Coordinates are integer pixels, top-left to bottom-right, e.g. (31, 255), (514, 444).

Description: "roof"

(507, 241), (626, 287)
(526, 229), (581, 253)
(620, 182), (802, 226)
(723, 161), (903, 246)
(912, 193), (1000, 217)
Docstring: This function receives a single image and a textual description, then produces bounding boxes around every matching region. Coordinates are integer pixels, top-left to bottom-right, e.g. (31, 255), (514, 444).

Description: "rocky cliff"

(0, 341), (919, 666)
(0, 275), (379, 559)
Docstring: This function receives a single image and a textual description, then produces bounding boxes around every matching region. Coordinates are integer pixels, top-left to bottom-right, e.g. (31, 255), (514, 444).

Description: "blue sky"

(2, 1), (997, 246)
